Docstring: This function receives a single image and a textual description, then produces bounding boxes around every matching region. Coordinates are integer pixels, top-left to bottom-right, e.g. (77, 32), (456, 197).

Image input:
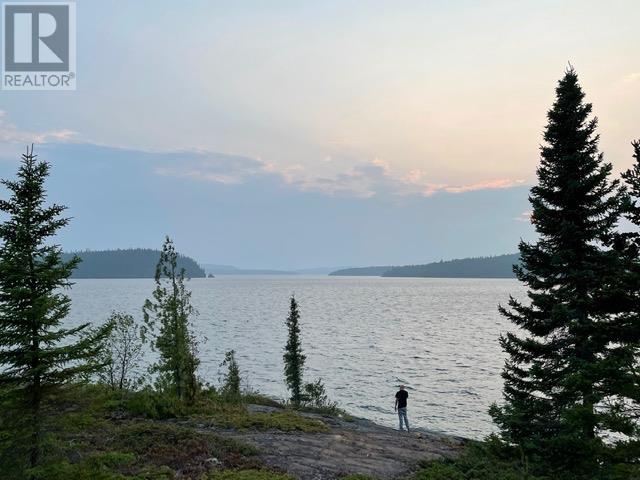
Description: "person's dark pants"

(398, 407), (409, 431)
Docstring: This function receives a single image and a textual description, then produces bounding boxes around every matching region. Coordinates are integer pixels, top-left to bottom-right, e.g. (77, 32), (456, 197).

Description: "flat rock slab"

(218, 407), (467, 480)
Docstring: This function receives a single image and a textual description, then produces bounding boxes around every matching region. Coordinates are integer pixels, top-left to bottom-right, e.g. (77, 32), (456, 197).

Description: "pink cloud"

(443, 178), (526, 194)
(0, 110), (77, 144)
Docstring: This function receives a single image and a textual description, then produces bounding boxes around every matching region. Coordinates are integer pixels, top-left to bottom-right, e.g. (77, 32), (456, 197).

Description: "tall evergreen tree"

(621, 140), (640, 233)
(0, 146), (111, 471)
(615, 140), (640, 437)
(283, 295), (305, 405)
(142, 237), (200, 403)
(490, 68), (626, 475)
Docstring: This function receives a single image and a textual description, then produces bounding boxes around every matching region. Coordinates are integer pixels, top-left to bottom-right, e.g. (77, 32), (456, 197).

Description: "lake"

(66, 276), (526, 439)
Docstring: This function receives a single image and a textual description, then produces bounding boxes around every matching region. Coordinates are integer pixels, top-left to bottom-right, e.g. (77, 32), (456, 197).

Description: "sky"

(0, 1), (638, 269)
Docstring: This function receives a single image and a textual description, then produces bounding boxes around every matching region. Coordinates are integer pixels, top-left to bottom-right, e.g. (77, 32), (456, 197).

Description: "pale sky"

(0, 1), (638, 267)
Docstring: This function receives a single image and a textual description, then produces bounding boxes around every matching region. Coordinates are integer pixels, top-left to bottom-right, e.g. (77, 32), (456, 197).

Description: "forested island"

(62, 249), (206, 278)
(328, 266), (391, 276)
(329, 254), (520, 278)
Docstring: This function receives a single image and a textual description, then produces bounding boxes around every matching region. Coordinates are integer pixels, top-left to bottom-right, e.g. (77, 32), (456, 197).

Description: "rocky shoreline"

(183, 404), (467, 480)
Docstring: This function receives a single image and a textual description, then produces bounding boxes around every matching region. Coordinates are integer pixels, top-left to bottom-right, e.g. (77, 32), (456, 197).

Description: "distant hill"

(63, 249), (206, 278)
(329, 266), (392, 276)
(329, 254), (520, 278)
(384, 254), (520, 278)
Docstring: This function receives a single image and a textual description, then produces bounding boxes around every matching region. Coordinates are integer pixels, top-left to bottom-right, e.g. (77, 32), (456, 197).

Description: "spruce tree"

(142, 237), (200, 403)
(220, 349), (241, 400)
(621, 140), (640, 232)
(490, 68), (625, 475)
(283, 295), (305, 405)
(615, 140), (640, 438)
(0, 146), (111, 471)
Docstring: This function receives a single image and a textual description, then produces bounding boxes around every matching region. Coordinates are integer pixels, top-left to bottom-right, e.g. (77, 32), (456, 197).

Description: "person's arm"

(394, 394), (398, 411)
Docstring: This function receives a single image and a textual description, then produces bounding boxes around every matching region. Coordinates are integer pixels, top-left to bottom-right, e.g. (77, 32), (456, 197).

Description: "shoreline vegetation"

(1, 66), (640, 480)
(329, 254), (521, 278)
(62, 249), (206, 279)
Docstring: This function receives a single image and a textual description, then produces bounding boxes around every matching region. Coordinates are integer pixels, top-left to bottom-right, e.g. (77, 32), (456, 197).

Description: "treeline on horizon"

(330, 253), (520, 278)
(62, 248), (206, 278)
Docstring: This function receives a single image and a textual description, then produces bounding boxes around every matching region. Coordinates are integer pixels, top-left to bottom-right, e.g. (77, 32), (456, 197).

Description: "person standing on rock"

(394, 385), (410, 432)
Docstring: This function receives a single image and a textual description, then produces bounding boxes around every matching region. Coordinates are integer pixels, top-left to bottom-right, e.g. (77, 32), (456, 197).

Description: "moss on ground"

(192, 410), (328, 433)
(3, 384), (304, 480)
(121, 388), (328, 433)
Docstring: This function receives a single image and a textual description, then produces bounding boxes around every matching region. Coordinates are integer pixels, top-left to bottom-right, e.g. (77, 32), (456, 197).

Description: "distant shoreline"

(330, 253), (520, 278)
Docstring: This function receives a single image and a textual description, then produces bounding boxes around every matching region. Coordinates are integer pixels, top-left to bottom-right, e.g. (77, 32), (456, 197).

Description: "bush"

(415, 436), (640, 480)
(414, 437), (547, 480)
(241, 392), (284, 409)
(27, 452), (137, 480)
(220, 350), (242, 401)
(303, 379), (336, 409)
(98, 312), (144, 391)
(123, 388), (192, 419)
(298, 378), (347, 417)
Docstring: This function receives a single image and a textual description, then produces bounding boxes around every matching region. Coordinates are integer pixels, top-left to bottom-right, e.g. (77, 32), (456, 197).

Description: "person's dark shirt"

(395, 389), (408, 409)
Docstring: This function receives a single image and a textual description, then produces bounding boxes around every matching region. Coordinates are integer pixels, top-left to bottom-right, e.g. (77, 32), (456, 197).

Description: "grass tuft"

(207, 469), (294, 480)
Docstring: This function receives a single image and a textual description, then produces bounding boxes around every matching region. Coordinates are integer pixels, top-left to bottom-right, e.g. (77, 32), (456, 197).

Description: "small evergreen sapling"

(142, 237), (200, 403)
(220, 349), (241, 400)
(283, 295), (306, 406)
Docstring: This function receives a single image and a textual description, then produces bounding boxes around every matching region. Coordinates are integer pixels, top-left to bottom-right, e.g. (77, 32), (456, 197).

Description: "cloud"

(0, 110), (77, 144)
(0, 141), (534, 269)
(155, 150), (528, 199)
(0, 108), (527, 200)
(443, 179), (526, 194)
(292, 160), (389, 198)
(287, 160), (527, 198)
(154, 153), (273, 185)
(621, 72), (640, 84)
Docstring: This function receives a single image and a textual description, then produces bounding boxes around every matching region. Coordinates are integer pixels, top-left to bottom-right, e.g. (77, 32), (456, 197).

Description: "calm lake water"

(66, 276), (526, 439)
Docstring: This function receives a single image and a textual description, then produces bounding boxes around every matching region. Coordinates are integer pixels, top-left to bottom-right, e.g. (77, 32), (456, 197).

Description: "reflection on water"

(66, 276), (525, 439)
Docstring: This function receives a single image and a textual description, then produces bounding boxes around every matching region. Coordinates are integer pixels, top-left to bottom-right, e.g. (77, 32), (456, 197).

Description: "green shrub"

(220, 350), (242, 402)
(122, 387), (327, 433)
(27, 452), (136, 480)
(123, 388), (192, 419)
(414, 436), (640, 480)
(302, 379), (332, 408)
(414, 438), (545, 480)
(241, 392), (284, 409)
(98, 312), (144, 391)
